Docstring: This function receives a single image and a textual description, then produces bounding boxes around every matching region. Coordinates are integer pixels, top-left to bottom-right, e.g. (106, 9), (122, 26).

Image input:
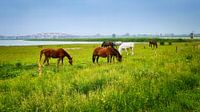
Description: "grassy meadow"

(0, 42), (200, 111)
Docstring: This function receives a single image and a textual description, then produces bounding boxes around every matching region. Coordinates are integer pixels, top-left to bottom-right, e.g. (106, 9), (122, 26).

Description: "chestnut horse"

(92, 47), (122, 63)
(40, 48), (73, 66)
(149, 40), (158, 48)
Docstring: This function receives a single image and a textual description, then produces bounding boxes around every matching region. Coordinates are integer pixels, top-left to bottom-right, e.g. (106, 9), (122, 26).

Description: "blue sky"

(0, 0), (200, 35)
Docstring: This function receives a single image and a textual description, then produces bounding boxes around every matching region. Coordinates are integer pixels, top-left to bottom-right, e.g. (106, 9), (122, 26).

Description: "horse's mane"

(57, 48), (72, 59)
(102, 41), (115, 48)
(101, 41), (106, 47)
(63, 50), (72, 59)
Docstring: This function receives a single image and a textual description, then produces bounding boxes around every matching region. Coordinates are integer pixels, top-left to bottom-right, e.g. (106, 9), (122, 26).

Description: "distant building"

(190, 32), (194, 39)
(124, 33), (130, 36)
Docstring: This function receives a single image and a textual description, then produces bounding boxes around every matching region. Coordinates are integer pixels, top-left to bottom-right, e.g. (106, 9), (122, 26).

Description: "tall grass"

(0, 42), (200, 111)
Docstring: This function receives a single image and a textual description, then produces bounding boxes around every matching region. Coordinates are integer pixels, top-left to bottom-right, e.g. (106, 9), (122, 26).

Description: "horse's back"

(41, 48), (53, 55)
(93, 47), (111, 57)
(149, 40), (157, 44)
(57, 48), (66, 53)
(120, 42), (134, 48)
(93, 47), (102, 55)
(41, 48), (66, 58)
(41, 48), (50, 52)
(115, 41), (122, 46)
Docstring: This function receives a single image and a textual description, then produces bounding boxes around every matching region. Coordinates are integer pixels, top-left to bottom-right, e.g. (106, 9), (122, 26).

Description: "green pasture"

(0, 42), (200, 111)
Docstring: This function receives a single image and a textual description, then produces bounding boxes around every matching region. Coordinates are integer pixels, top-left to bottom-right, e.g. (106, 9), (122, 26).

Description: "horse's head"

(111, 48), (122, 62)
(117, 54), (122, 62)
(112, 42), (117, 47)
(68, 57), (73, 65)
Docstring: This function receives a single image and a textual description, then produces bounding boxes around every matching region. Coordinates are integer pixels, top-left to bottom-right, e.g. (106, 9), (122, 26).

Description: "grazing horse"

(40, 48), (73, 66)
(149, 40), (158, 48)
(118, 42), (134, 55)
(101, 41), (116, 48)
(92, 47), (122, 63)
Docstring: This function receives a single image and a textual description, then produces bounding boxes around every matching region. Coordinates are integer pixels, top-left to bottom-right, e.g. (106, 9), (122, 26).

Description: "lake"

(0, 40), (102, 46)
(0, 40), (146, 46)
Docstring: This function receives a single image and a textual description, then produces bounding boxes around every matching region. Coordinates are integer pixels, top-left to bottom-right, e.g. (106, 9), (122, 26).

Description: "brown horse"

(40, 48), (73, 66)
(92, 47), (122, 63)
(101, 41), (116, 48)
(149, 40), (158, 48)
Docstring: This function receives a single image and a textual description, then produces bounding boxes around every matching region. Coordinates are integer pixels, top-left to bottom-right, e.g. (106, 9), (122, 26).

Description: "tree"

(112, 34), (116, 38)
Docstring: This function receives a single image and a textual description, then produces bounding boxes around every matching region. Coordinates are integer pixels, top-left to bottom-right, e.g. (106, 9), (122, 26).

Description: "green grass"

(0, 42), (200, 111)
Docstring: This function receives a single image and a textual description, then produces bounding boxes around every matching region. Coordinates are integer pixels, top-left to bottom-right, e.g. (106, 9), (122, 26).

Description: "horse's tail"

(40, 50), (44, 61)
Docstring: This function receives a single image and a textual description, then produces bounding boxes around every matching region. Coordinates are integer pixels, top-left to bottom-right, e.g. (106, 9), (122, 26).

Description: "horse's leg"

(150, 43), (153, 48)
(109, 55), (112, 63)
(108, 55), (112, 63)
(43, 57), (47, 65)
(111, 55), (113, 63)
(47, 58), (50, 65)
(57, 58), (61, 66)
(97, 56), (99, 63)
(61, 58), (64, 65)
(125, 48), (128, 55)
(43, 58), (46, 65)
(107, 56), (109, 63)
(92, 55), (96, 63)
(111, 55), (115, 62)
(153, 44), (156, 49)
(131, 47), (134, 55)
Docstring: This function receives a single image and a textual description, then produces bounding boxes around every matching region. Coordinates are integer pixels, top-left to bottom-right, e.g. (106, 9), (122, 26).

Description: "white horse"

(118, 42), (134, 55)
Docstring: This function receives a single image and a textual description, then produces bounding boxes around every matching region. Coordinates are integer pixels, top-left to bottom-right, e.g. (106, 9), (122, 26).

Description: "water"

(0, 40), (102, 46)
(0, 40), (147, 46)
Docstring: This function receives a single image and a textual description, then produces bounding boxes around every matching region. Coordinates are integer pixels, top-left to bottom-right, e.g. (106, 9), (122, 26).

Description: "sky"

(0, 0), (200, 35)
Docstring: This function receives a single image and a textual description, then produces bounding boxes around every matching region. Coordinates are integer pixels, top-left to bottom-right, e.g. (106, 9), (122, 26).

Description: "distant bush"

(168, 42), (172, 45)
(160, 41), (165, 45)
(28, 38), (200, 42)
(37, 45), (43, 48)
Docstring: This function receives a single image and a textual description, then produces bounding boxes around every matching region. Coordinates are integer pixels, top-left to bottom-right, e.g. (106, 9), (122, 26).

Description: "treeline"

(27, 37), (200, 42)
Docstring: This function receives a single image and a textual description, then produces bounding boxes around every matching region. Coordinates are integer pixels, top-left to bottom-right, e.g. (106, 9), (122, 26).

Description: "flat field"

(0, 42), (200, 111)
